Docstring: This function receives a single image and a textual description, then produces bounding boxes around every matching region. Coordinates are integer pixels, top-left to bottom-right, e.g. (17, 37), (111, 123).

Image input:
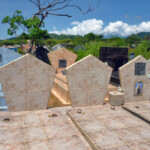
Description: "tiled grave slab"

(0, 107), (92, 150)
(66, 55), (112, 107)
(67, 105), (149, 150)
(123, 101), (150, 123)
(119, 55), (150, 103)
(0, 54), (56, 111)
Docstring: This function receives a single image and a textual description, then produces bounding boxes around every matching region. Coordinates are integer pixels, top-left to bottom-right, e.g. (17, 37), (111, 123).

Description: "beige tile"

(25, 126), (46, 142)
(4, 69), (28, 92)
(66, 55), (112, 107)
(70, 88), (89, 107)
(5, 91), (28, 111)
(0, 143), (26, 150)
(26, 140), (50, 150)
(28, 91), (50, 111)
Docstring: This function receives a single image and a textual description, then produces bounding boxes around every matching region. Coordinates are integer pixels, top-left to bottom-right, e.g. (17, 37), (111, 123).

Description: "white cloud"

(49, 19), (150, 37)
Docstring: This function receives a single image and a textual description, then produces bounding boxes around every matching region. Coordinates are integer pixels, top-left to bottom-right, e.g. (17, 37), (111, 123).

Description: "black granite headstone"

(135, 63), (146, 75)
(59, 59), (67, 68)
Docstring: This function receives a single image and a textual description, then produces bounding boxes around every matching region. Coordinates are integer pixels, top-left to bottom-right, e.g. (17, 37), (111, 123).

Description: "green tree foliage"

(2, 10), (50, 51)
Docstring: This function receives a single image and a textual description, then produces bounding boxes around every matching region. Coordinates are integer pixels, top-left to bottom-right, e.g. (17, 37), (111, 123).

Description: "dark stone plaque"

(135, 63), (146, 75)
(59, 59), (67, 68)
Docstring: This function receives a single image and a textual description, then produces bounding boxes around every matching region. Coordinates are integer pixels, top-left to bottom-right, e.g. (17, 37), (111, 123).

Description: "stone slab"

(66, 55), (112, 107)
(0, 54), (56, 111)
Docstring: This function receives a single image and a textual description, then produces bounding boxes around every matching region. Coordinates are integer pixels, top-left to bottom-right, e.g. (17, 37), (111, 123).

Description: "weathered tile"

(115, 128), (144, 144)
(28, 91), (50, 111)
(66, 55), (112, 107)
(0, 54), (56, 111)
(0, 115), (23, 129)
(77, 119), (108, 133)
(0, 143), (26, 150)
(24, 113), (42, 127)
(4, 68), (28, 92)
(102, 117), (126, 130)
(87, 130), (125, 149)
(43, 123), (78, 139)
(5, 91), (28, 111)
(0, 127), (24, 144)
(130, 142), (150, 150)
(26, 140), (50, 150)
(47, 135), (92, 150)
(25, 126), (46, 142)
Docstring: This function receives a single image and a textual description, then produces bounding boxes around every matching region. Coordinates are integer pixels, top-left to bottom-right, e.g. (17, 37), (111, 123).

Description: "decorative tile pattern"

(47, 48), (77, 73)
(66, 55), (112, 107)
(119, 55), (150, 103)
(0, 54), (56, 111)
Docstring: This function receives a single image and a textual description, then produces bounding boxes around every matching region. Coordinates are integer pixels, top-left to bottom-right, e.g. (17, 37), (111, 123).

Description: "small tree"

(3, 0), (101, 53)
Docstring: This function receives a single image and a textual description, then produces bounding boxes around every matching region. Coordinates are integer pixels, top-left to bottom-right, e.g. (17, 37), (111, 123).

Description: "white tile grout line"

(27, 55), (29, 111)
(88, 56), (91, 106)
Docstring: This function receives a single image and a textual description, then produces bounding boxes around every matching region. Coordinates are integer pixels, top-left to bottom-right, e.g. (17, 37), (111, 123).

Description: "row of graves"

(0, 46), (150, 149)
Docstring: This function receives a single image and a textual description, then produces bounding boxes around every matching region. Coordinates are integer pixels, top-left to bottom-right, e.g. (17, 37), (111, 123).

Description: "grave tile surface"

(67, 104), (150, 150)
(123, 101), (150, 122)
(0, 107), (92, 150)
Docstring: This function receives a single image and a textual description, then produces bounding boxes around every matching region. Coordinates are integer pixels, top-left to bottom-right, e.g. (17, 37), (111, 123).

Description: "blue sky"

(0, 0), (150, 39)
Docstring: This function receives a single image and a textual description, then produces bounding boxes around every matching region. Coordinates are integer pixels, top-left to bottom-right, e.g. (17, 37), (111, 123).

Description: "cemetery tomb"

(119, 55), (150, 103)
(0, 54), (56, 111)
(48, 48), (77, 73)
(66, 55), (113, 107)
(99, 47), (129, 85)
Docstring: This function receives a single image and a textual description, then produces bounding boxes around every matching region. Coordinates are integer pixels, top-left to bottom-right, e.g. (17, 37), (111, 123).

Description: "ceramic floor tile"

(130, 142), (150, 150)
(130, 126), (150, 142)
(47, 135), (92, 150)
(77, 119), (108, 133)
(87, 130), (125, 149)
(43, 123), (78, 139)
(25, 126), (47, 142)
(101, 117), (126, 130)
(114, 128), (144, 144)
(24, 113), (42, 127)
(115, 115), (147, 128)
(0, 115), (23, 129)
(26, 140), (50, 150)
(0, 128), (24, 144)
(104, 145), (133, 150)
(39, 112), (69, 126)
(0, 143), (26, 150)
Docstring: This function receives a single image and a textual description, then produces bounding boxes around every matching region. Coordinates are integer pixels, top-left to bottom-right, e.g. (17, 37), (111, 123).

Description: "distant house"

(52, 44), (64, 51)
(0, 47), (22, 67)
